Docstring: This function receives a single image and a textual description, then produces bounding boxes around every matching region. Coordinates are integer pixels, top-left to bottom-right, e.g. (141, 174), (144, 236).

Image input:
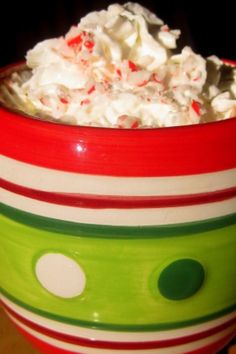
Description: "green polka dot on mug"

(158, 259), (205, 300)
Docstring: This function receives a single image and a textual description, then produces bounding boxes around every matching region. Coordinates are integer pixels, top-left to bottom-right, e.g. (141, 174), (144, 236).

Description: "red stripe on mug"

(1, 178), (236, 209)
(14, 322), (236, 354)
(3, 302), (236, 350)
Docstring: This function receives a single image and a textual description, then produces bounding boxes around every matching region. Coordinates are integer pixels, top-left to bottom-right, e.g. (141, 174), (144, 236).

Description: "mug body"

(0, 65), (236, 354)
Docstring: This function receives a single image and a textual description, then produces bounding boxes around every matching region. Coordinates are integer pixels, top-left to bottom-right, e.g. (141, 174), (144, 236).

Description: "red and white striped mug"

(0, 63), (236, 354)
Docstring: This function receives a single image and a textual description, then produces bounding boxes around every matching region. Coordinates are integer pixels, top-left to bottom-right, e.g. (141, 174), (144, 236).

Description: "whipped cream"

(8, 2), (236, 127)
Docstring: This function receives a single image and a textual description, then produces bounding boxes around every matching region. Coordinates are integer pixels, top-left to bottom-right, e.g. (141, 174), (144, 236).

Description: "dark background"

(0, 0), (235, 67)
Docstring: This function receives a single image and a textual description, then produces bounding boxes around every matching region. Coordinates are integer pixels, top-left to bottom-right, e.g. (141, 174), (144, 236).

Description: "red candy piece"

(60, 98), (69, 104)
(67, 35), (83, 47)
(152, 73), (162, 83)
(137, 80), (148, 87)
(128, 60), (138, 72)
(116, 69), (122, 79)
(84, 40), (95, 50)
(118, 115), (140, 129)
(191, 100), (201, 116)
(87, 85), (96, 95)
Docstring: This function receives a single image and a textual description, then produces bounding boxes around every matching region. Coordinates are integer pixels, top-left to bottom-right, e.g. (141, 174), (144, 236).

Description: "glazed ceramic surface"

(0, 64), (236, 354)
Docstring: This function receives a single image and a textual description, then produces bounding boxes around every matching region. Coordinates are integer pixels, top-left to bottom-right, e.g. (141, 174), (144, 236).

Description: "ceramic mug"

(0, 64), (236, 354)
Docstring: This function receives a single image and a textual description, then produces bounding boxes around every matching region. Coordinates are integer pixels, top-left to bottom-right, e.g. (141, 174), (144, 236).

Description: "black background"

(0, 0), (235, 67)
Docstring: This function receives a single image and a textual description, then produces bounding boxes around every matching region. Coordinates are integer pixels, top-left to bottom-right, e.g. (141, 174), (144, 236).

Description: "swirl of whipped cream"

(8, 2), (236, 128)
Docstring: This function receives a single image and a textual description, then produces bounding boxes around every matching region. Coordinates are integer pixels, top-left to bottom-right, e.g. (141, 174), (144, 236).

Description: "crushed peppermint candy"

(4, 2), (236, 128)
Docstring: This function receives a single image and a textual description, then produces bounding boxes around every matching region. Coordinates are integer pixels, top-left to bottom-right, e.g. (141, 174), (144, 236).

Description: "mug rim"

(1, 61), (236, 177)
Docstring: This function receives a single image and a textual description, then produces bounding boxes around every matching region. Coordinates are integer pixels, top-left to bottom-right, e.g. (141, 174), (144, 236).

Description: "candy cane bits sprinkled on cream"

(7, 2), (236, 127)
